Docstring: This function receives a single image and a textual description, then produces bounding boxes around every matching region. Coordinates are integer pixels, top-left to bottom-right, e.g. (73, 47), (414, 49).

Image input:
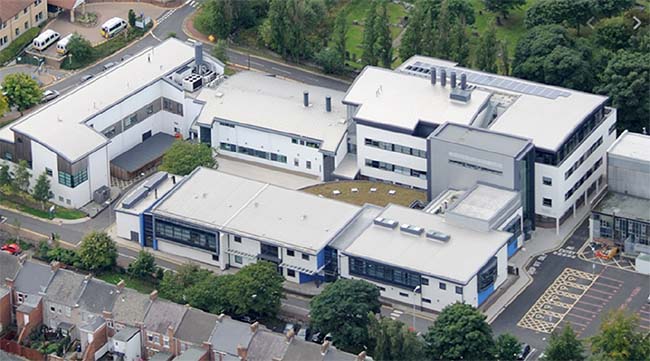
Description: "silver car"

(41, 89), (60, 103)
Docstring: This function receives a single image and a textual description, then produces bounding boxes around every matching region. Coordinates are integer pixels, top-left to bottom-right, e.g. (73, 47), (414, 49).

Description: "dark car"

(517, 344), (531, 360)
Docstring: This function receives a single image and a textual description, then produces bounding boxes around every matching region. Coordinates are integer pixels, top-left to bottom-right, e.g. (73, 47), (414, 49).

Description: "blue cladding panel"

(299, 272), (324, 284)
(478, 284), (495, 305)
(317, 249), (325, 269)
(139, 214), (145, 247)
(507, 237), (519, 258)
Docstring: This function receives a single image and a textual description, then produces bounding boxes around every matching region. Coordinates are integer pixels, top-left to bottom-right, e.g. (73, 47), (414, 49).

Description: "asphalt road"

(46, 2), (350, 95)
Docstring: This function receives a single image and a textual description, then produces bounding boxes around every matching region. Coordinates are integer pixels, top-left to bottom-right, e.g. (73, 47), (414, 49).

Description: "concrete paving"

(216, 155), (321, 190)
(0, 64), (66, 87)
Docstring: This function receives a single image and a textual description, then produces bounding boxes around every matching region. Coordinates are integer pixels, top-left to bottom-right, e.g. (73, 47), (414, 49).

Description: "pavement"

(0, 64), (66, 87)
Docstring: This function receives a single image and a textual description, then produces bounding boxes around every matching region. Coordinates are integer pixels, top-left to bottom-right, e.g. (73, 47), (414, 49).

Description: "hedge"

(61, 27), (147, 70)
(0, 27), (41, 65)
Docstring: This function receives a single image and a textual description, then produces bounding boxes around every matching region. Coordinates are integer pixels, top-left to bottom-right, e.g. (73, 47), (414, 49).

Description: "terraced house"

(0, 0), (47, 51)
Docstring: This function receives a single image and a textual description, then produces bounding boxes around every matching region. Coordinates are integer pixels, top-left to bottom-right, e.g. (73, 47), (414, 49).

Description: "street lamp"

(412, 285), (421, 332)
(105, 200), (112, 226)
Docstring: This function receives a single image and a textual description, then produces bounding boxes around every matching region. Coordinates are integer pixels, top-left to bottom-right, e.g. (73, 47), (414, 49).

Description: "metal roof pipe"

(325, 96), (332, 112)
(303, 91), (309, 107)
(460, 73), (467, 90)
(440, 69), (447, 87)
(430, 67), (436, 86)
(450, 72), (457, 88)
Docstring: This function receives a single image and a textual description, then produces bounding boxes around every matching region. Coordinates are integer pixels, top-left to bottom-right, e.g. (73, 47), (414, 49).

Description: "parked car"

(517, 344), (531, 360)
(310, 331), (323, 343)
(102, 61), (117, 71)
(1, 243), (21, 255)
(41, 89), (60, 103)
(80, 74), (94, 83)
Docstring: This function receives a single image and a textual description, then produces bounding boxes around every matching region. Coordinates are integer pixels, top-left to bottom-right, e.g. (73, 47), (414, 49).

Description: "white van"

(100, 17), (127, 39)
(56, 34), (74, 55)
(32, 30), (61, 51)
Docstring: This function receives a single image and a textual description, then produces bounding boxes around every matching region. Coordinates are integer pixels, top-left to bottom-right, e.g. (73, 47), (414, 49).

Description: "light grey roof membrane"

(433, 122), (531, 157)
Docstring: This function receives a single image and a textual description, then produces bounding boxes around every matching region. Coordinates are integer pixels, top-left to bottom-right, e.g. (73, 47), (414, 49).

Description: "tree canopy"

(127, 250), (157, 279)
(160, 140), (216, 176)
(310, 279), (381, 353)
(0, 94), (8, 116)
(425, 302), (495, 360)
(475, 24), (499, 73)
(369, 317), (425, 361)
(13, 160), (31, 193)
(77, 231), (118, 271)
(32, 171), (53, 205)
(1, 73), (42, 114)
(494, 333), (521, 361)
(195, 0), (270, 39)
(544, 325), (586, 361)
(590, 310), (650, 361)
(67, 34), (94, 65)
(484, 0), (526, 23)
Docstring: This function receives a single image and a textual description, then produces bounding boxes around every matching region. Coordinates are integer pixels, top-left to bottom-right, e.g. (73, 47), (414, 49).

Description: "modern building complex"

(0, 0), (48, 51)
(590, 131), (650, 259)
(195, 71), (349, 181)
(117, 168), (516, 312)
(342, 56), (616, 232)
(0, 38), (223, 208)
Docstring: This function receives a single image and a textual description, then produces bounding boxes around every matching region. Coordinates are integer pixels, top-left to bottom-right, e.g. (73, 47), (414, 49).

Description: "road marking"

(593, 281), (621, 290)
(185, 0), (192, 4)
(598, 274), (624, 283)
(562, 318), (589, 327)
(392, 309), (404, 315)
(582, 293), (609, 302)
(588, 287), (616, 296)
(577, 300), (604, 308)
(271, 66), (291, 75)
(568, 310), (597, 320)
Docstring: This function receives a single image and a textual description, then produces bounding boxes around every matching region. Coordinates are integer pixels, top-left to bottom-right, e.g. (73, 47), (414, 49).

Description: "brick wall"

(0, 292), (11, 333)
(16, 301), (43, 344)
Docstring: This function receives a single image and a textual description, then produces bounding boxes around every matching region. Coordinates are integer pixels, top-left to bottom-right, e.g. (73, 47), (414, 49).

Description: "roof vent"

(400, 224), (424, 236)
(373, 217), (398, 229)
(450, 72), (457, 89)
(430, 67), (436, 86)
(426, 230), (451, 242)
(303, 91), (309, 107)
(440, 69), (447, 87)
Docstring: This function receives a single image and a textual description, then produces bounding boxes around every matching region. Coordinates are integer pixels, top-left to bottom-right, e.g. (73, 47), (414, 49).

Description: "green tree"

(595, 49), (650, 133)
(484, 0), (526, 24)
(224, 261), (284, 319)
(187, 273), (233, 314)
(498, 40), (510, 75)
(433, 0), (453, 60)
(542, 45), (595, 92)
(212, 39), (229, 63)
(67, 34), (95, 65)
(374, 1), (393, 68)
(475, 24), (498, 72)
(265, 0), (289, 57)
(0, 164), (12, 187)
(77, 231), (117, 271)
(543, 325), (585, 361)
(369, 317), (425, 361)
(158, 263), (213, 303)
(1, 73), (42, 115)
(316, 47), (345, 74)
(13, 160), (31, 193)
(425, 303), (495, 360)
(127, 250), (157, 279)
(0, 94), (8, 116)
(590, 310), (650, 361)
(32, 171), (53, 207)
(160, 140), (216, 176)
(310, 279), (381, 353)
(595, 16), (634, 51)
(361, 0), (379, 66)
(592, 0), (635, 18)
(525, 0), (593, 35)
(399, 2), (425, 60)
(332, 9), (348, 66)
(195, 0), (233, 39)
(494, 333), (521, 361)
(128, 9), (136, 27)
(449, 20), (469, 66)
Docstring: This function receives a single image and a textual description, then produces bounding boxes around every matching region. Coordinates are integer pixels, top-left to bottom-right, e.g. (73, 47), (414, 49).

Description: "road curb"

(0, 204), (90, 225)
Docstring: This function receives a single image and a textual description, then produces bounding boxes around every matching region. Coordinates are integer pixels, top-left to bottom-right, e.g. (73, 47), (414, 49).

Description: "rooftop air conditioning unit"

(183, 73), (203, 92)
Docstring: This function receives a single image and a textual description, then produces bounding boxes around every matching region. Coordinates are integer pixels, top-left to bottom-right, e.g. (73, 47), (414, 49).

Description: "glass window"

(45, 168), (52, 176)
(302, 253), (310, 261)
(287, 269), (296, 277)
(421, 277), (429, 286)
(287, 250), (295, 257)
(439, 282), (446, 290)
(234, 236), (241, 243)
(306, 161), (312, 169)
(422, 298), (432, 304)
(455, 286), (463, 295)
(58, 169), (88, 188)
(543, 198), (552, 207)
(542, 177), (552, 186)
(234, 255), (243, 264)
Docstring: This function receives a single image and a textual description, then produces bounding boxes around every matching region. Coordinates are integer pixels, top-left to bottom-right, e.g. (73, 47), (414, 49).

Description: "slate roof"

(209, 317), (255, 356)
(247, 331), (288, 361)
(175, 308), (219, 346)
(112, 288), (152, 326)
(282, 339), (358, 361)
(0, 252), (20, 283)
(44, 269), (87, 306)
(113, 326), (140, 343)
(14, 260), (54, 295)
(173, 347), (208, 361)
(144, 299), (187, 334)
(78, 279), (118, 315)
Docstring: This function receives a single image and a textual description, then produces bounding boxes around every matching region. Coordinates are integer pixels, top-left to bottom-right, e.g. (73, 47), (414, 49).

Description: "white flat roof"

(397, 56), (608, 150)
(11, 38), (196, 162)
(607, 130), (650, 162)
(153, 167), (361, 253)
(115, 173), (182, 215)
(343, 67), (491, 131)
(196, 71), (348, 153)
(343, 204), (510, 284)
(449, 184), (519, 221)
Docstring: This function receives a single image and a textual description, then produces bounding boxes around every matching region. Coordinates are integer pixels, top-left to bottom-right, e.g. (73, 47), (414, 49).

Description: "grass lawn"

(302, 180), (427, 207)
(0, 197), (86, 220)
(468, 0), (537, 56)
(96, 271), (156, 294)
(343, 0), (408, 69)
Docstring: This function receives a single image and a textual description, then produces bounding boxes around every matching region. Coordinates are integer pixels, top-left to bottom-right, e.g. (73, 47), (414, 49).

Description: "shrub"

(0, 27), (40, 65)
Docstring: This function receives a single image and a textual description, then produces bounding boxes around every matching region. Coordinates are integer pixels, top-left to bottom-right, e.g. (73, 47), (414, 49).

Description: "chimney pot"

(237, 344), (248, 360)
(320, 340), (331, 355)
(149, 290), (158, 301)
(440, 69), (447, 87)
(250, 321), (259, 334)
(303, 91), (309, 107)
(450, 72), (457, 88)
(285, 329), (295, 344)
(460, 73), (467, 90)
(116, 280), (125, 292)
(430, 67), (436, 86)
(357, 350), (367, 361)
(325, 96), (332, 112)
(217, 313), (226, 322)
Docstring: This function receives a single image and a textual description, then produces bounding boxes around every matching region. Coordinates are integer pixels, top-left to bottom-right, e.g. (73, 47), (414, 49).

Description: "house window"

(107, 320), (114, 328)
(163, 336), (170, 349)
(439, 282), (446, 290)
(399, 292), (408, 297)
(542, 177), (552, 186)
(287, 250), (295, 257)
(234, 236), (241, 243)
(153, 335), (160, 344)
(15, 28), (20, 36)
(24, 22), (28, 30)
(234, 255), (243, 264)
(147, 105), (154, 114)
(147, 333), (154, 342)
(301, 253), (310, 261)
(291, 138), (299, 144)
(64, 306), (71, 317)
(294, 159), (299, 167)
(287, 269), (296, 277)
(422, 298), (432, 304)
(45, 168), (52, 176)
(543, 198), (552, 207)
(306, 161), (312, 169)
(421, 277), (429, 286)
(455, 286), (463, 295)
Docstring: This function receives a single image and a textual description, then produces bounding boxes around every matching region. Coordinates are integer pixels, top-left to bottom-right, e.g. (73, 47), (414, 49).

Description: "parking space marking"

(582, 293), (610, 302)
(593, 281), (621, 290)
(577, 299), (604, 308)
(598, 274), (624, 283)
(562, 318), (589, 327)
(588, 287), (616, 296)
(517, 268), (597, 333)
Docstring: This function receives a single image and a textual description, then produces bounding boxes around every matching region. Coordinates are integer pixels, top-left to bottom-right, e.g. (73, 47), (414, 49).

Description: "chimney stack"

(217, 313), (226, 322)
(460, 73), (467, 90)
(357, 351), (367, 361)
(320, 340), (331, 355)
(440, 69), (446, 87)
(325, 96), (332, 112)
(50, 261), (61, 272)
(285, 329), (295, 344)
(237, 344), (248, 360)
(116, 280), (125, 293)
(194, 42), (203, 74)
(450, 72), (457, 88)
(430, 67), (436, 86)
(250, 321), (259, 334)
(102, 310), (113, 320)
(149, 290), (158, 301)
(303, 91), (309, 107)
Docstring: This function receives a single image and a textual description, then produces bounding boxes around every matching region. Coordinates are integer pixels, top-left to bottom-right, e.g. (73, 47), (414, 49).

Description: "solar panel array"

(403, 61), (571, 100)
